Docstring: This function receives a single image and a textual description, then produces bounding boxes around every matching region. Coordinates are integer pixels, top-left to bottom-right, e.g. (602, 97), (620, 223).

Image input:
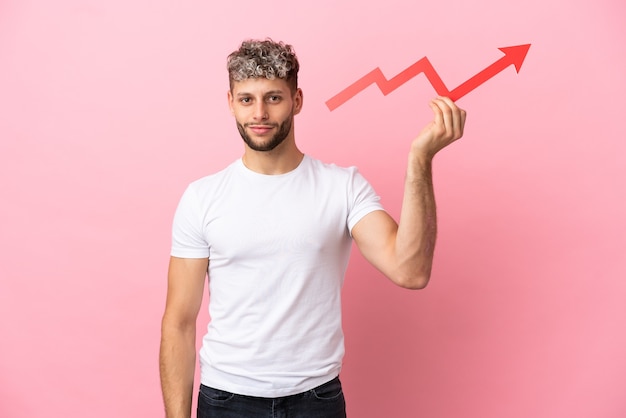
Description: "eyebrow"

(236, 90), (285, 97)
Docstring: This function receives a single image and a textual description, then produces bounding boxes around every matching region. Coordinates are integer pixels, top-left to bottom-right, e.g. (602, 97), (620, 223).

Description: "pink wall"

(1, 1), (625, 417)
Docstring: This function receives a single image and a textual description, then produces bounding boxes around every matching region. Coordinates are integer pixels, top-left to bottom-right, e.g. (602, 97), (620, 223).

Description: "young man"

(160, 39), (466, 418)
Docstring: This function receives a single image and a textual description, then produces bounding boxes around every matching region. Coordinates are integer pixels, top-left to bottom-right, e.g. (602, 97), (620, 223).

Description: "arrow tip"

(499, 44), (531, 73)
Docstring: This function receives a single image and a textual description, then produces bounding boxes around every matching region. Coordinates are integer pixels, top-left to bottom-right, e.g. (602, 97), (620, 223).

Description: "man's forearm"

(394, 151), (437, 289)
(159, 323), (196, 418)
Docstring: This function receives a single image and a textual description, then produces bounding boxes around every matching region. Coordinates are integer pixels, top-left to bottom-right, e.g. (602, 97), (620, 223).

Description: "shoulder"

(303, 155), (361, 179)
(304, 155), (373, 189)
(189, 159), (240, 188)
(182, 159), (242, 199)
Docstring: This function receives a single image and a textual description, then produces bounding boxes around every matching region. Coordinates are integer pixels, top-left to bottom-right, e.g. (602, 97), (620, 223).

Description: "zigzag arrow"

(326, 44), (531, 111)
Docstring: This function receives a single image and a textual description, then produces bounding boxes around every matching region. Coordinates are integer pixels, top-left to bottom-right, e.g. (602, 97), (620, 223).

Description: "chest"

(202, 176), (350, 263)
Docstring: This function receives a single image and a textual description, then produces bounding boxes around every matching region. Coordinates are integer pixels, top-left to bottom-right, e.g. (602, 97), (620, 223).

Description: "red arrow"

(325, 44), (531, 111)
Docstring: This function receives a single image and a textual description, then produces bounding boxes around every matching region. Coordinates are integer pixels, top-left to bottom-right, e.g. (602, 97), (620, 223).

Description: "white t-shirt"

(171, 155), (384, 397)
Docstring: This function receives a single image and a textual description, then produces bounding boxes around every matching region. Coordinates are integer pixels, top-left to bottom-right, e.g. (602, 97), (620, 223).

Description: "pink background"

(1, 1), (625, 417)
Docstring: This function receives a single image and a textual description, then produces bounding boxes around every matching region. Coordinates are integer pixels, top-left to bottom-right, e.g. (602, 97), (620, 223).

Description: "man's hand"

(411, 97), (467, 161)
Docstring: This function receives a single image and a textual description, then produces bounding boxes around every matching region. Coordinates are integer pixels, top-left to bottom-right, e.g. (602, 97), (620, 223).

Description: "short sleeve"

(170, 184), (210, 259)
(346, 169), (385, 235)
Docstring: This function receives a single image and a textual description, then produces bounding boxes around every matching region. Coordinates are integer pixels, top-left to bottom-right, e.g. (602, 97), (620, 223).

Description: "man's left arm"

(352, 97), (466, 289)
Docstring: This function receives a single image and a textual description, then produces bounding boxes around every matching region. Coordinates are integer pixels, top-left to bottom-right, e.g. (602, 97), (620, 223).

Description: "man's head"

(227, 39), (299, 94)
(227, 39), (303, 153)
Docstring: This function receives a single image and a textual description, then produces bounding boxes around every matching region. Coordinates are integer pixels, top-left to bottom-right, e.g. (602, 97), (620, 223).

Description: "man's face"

(228, 78), (303, 152)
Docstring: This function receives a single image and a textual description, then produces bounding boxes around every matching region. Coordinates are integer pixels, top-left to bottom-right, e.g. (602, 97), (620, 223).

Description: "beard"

(236, 114), (294, 152)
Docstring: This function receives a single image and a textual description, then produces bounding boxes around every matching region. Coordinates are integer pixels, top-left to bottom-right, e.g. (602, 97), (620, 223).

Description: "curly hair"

(227, 39), (299, 93)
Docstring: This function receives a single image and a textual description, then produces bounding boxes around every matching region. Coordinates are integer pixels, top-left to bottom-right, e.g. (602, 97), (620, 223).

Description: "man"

(160, 39), (466, 418)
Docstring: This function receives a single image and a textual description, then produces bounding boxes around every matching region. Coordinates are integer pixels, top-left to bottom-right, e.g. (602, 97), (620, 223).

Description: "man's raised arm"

(352, 97), (466, 289)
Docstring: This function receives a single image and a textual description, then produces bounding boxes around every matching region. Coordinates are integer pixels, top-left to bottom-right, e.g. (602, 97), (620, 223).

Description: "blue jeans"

(197, 376), (347, 418)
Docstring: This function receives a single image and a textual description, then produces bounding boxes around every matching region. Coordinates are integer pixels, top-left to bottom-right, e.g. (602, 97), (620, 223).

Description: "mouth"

(246, 124), (276, 135)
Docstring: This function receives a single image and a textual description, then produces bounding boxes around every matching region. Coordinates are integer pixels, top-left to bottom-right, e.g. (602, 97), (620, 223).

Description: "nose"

(253, 102), (268, 121)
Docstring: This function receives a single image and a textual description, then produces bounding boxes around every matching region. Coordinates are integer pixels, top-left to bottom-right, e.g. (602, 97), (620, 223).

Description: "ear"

(227, 90), (235, 115)
(293, 88), (303, 115)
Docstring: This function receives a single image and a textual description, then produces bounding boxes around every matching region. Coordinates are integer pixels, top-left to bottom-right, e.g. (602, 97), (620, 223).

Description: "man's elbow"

(393, 271), (431, 290)
(161, 310), (198, 337)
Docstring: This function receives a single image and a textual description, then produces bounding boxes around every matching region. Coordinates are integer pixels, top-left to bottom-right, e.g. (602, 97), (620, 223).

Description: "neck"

(242, 140), (304, 175)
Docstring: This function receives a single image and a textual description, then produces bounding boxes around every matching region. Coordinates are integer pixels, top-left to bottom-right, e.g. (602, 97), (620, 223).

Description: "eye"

(239, 97), (252, 104)
(267, 95), (282, 103)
